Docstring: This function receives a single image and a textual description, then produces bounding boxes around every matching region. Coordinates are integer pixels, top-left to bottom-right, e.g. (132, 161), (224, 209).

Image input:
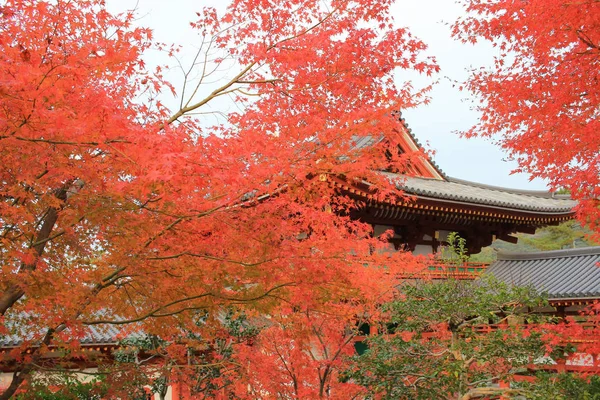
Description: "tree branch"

(83, 283), (294, 325)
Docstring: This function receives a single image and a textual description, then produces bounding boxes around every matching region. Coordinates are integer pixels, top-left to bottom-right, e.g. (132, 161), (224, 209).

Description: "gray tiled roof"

(350, 134), (384, 152)
(383, 173), (576, 213)
(486, 247), (600, 300)
(0, 322), (141, 347)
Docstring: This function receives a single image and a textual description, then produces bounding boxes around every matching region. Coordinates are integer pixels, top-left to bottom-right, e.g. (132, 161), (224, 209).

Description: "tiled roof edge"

(384, 173), (576, 213)
(497, 246), (600, 261)
(408, 193), (575, 215)
(548, 296), (600, 302)
(447, 176), (567, 199)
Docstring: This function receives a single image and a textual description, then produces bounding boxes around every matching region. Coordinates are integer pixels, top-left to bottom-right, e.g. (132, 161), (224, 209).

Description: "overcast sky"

(106, 0), (548, 190)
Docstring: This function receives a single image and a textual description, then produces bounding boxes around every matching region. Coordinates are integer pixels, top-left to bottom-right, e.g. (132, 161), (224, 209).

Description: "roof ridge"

(496, 246), (600, 261)
(446, 177), (565, 199)
(383, 173), (576, 214)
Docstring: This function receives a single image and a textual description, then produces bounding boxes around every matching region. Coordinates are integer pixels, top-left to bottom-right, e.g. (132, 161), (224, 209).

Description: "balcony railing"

(397, 261), (489, 280)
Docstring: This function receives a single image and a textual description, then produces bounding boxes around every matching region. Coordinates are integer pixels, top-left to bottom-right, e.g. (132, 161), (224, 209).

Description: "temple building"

(326, 119), (576, 256)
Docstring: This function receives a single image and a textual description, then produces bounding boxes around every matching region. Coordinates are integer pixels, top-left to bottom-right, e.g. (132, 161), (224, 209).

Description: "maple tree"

(453, 0), (600, 235)
(452, 3), (600, 394)
(228, 308), (366, 399)
(0, 0), (439, 397)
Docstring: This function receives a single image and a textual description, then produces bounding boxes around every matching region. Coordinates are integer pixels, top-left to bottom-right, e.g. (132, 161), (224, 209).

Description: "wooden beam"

(518, 226), (537, 234)
(498, 234), (518, 244)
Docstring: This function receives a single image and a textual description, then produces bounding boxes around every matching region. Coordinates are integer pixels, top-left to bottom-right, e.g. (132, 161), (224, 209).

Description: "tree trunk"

(0, 184), (72, 315)
(460, 387), (523, 400)
(0, 326), (63, 400)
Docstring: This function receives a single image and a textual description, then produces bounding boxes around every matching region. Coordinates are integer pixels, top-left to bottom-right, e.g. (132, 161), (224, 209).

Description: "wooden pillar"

(171, 382), (180, 400)
(171, 382), (192, 400)
(182, 383), (192, 400)
(556, 359), (566, 373)
(498, 380), (510, 388)
(498, 380), (510, 400)
(556, 305), (567, 321)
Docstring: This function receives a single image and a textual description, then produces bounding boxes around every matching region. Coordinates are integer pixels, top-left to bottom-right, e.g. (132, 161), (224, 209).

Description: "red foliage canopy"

(454, 0), (600, 233)
(0, 0), (436, 397)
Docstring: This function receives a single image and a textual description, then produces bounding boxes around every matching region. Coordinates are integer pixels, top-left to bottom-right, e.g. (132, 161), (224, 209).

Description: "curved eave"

(446, 177), (568, 199)
(549, 297), (600, 306)
(326, 175), (575, 224)
(386, 173), (577, 214)
(411, 194), (575, 218)
(363, 199), (573, 227)
(497, 247), (600, 260)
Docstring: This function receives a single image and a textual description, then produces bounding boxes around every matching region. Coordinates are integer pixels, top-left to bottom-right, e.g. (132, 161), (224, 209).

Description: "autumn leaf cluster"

(454, 0), (600, 235)
(0, 0), (437, 397)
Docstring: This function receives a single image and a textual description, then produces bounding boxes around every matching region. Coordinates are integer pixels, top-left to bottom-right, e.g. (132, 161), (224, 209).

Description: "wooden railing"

(398, 261), (489, 280)
(354, 321), (600, 373)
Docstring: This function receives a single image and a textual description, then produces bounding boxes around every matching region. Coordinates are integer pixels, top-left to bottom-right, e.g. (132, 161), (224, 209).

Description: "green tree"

(519, 221), (600, 251)
(515, 372), (600, 400)
(438, 232), (470, 265)
(346, 277), (552, 399)
(469, 221), (600, 263)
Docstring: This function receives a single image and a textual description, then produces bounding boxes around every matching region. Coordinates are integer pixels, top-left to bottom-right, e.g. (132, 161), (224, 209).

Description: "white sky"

(106, 0), (548, 190)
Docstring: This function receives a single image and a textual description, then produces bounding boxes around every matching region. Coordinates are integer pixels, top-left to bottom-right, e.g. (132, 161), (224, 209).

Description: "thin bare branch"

(83, 283), (294, 325)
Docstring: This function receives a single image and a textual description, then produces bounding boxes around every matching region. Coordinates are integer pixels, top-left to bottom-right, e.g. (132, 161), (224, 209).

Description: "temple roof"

(0, 318), (142, 347)
(384, 173), (576, 214)
(350, 115), (576, 216)
(486, 247), (600, 300)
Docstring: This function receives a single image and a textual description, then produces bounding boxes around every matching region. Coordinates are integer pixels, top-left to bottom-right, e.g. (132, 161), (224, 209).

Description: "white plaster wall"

(413, 244), (433, 256)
